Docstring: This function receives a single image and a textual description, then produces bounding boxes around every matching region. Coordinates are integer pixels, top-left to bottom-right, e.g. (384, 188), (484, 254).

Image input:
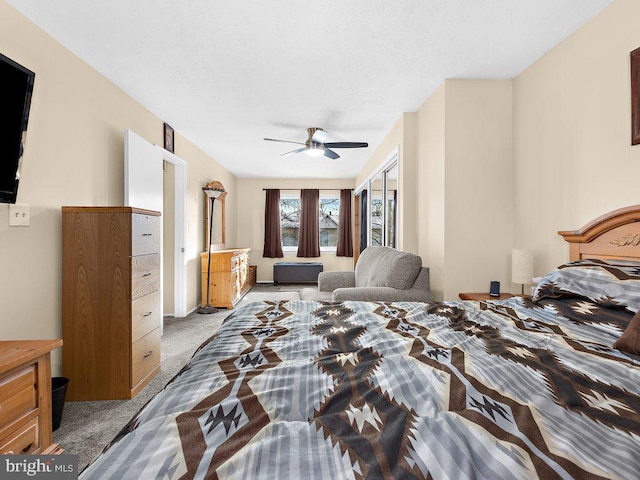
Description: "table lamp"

(512, 248), (534, 296)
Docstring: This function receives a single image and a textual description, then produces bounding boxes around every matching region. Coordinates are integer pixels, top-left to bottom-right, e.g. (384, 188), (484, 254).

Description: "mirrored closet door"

(355, 153), (399, 258)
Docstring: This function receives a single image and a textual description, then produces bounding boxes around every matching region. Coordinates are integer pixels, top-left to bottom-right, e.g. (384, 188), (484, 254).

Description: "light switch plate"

(9, 203), (30, 226)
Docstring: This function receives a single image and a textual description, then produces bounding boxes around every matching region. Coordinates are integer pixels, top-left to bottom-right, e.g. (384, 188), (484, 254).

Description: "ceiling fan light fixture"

(264, 127), (368, 159)
(306, 144), (325, 157)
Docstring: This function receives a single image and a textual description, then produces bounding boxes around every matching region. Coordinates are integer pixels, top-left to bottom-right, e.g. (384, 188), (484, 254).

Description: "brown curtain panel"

(263, 189), (284, 258)
(297, 189), (320, 257)
(336, 189), (354, 257)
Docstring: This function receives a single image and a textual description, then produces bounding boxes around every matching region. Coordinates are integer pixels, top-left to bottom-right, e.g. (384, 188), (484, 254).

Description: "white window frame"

(319, 190), (340, 253)
(280, 191), (299, 253)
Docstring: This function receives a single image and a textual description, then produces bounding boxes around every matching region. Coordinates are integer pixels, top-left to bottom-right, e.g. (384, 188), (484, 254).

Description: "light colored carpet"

(53, 285), (304, 471)
(242, 291), (300, 302)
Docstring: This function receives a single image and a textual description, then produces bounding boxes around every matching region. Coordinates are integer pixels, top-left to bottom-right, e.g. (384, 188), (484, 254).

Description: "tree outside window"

(279, 195), (340, 248)
(280, 198), (300, 246)
(370, 198), (383, 246)
(319, 198), (339, 247)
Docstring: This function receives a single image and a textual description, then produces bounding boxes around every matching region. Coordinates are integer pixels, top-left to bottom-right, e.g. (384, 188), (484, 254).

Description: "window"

(280, 197), (300, 247)
(319, 197), (340, 247)
(355, 151), (398, 251)
(280, 192), (340, 250)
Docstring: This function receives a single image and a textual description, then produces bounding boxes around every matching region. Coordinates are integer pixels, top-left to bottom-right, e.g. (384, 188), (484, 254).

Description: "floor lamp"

(198, 185), (225, 314)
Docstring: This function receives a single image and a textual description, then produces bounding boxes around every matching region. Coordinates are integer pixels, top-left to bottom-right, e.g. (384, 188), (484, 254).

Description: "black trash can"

(51, 377), (69, 432)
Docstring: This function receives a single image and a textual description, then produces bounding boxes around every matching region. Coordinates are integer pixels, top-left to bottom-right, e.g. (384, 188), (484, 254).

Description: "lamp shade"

(203, 186), (225, 198)
(512, 249), (534, 285)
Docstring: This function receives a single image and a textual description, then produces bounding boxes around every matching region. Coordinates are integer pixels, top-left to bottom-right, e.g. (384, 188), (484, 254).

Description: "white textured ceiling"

(7, 0), (613, 179)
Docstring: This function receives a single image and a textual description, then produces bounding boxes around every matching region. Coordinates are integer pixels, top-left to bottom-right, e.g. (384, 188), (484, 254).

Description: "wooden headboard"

(559, 205), (640, 262)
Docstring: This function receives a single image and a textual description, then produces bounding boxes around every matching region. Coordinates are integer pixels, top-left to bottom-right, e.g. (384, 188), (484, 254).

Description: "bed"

(81, 206), (640, 479)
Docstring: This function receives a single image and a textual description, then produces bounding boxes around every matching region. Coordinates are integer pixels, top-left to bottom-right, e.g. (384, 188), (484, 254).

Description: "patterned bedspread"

(81, 298), (640, 479)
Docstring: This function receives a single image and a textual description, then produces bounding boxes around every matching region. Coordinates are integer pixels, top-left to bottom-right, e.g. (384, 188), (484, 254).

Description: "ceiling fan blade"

(264, 138), (305, 145)
(324, 142), (368, 149)
(323, 148), (340, 160)
(281, 147), (307, 157)
(311, 129), (328, 144)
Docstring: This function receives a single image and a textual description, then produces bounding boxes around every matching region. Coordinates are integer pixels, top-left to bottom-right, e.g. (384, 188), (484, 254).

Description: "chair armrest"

(318, 271), (355, 292)
(332, 287), (431, 302)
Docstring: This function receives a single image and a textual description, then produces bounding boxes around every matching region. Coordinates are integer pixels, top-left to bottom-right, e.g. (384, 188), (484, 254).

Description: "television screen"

(0, 53), (35, 204)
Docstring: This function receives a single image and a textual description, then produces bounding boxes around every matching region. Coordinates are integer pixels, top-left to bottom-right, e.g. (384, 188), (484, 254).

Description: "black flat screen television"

(0, 52), (35, 204)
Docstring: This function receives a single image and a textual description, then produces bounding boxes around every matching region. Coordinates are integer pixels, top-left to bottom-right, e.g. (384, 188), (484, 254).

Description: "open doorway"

(163, 161), (176, 316)
(125, 129), (188, 321)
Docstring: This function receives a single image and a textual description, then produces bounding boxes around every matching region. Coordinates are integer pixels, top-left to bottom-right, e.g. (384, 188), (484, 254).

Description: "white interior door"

(125, 129), (164, 211)
(124, 129), (188, 320)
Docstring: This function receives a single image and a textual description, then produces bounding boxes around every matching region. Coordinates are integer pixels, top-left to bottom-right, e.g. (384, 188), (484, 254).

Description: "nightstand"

(458, 292), (516, 301)
(0, 340), (63, 455)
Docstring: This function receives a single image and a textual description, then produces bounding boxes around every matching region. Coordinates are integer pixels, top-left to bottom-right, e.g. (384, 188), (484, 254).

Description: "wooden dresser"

(0, 340), (62, 454)
(200, 248), (254, 308)
(62, 207), (161, 400)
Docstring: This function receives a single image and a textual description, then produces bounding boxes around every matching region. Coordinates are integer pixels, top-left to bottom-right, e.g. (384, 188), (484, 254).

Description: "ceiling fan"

(264, 127), (368, 159)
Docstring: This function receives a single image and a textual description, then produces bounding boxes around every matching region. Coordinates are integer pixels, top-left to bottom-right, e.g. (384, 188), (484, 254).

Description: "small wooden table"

(458, 292), (516, 301)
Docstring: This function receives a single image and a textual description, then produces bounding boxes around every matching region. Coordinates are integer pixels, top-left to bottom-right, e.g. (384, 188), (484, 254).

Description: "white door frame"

(355, 146), (399, 248)
(124, 129), (188, 319)
(162, 149), (187, 317)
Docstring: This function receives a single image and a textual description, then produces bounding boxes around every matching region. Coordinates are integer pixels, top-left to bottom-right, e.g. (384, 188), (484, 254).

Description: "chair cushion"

(355, 246), (422, 290)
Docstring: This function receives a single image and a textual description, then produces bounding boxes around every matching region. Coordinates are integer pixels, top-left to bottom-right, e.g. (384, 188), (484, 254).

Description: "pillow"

(532, 258), (640, 313)
(614, 310), (640, 355)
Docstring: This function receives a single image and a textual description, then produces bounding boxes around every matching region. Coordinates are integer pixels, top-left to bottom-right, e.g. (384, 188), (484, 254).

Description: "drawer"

(231, 272), (240, 295)
(230, 255), (240, 271)
(131, 254), (160, 299)
(132, 291), (161, 343)
(0, 366), (37, 427)
(0, 417), (39, 454)
(132, 213), (160, 256)
(131, 329), (161, 388)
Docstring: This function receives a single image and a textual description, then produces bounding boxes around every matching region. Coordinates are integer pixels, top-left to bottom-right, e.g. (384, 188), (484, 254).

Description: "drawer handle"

(142, 272), (152, 277)
(143, 351), (154, 358)
(22, 443), (33, 453)
(142, 233), (153, 237)
(143, 312), (153, 317)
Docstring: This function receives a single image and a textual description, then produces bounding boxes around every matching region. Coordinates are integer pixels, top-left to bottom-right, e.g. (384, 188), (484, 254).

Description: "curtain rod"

(262, 188), (354, 191)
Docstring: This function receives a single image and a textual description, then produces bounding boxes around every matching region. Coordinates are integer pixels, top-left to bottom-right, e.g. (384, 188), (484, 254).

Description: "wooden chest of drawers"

(62, 207), (161, 400)
(200, 248), (254, 308)
(0, 340), (62, 455)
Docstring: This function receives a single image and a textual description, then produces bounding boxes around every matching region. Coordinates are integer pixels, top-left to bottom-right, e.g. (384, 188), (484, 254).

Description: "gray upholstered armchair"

(299, 246), (433, 302)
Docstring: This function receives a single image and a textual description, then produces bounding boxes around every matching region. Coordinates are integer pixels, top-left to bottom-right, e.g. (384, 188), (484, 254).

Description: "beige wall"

(416, 84), (446, 300)
(443, 80), (513, 299)
(236, 178), (354, 282)
(359, 0), (640, 300)
(356, 117), (403, 189)
(362, 80), (513, 300)
(0, 1), (237, 374)
(172, 136), (237, 309)
(163, 162), (176, 314)
(401, 113), (419, 253)
(513, 0), (640, 277)
(355, 113), (419, 253)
